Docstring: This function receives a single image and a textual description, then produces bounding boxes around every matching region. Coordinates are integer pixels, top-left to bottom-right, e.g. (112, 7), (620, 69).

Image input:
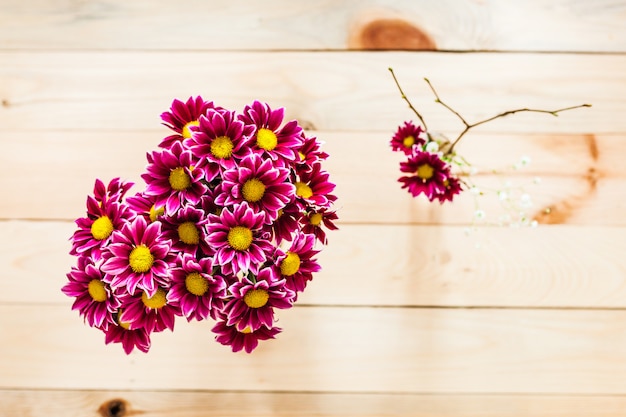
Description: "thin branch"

(423, 78), (591, 153)
(388, 68), (428, 131)
(423, 78), (470, 128)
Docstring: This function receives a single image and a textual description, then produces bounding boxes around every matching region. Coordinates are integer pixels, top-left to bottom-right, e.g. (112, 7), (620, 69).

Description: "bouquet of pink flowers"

(62, 97), (338, 354)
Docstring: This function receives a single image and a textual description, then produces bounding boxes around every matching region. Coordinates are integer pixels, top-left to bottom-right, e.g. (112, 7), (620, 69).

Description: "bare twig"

(390, 70), (591, 155)
(388, 68), (428, 132)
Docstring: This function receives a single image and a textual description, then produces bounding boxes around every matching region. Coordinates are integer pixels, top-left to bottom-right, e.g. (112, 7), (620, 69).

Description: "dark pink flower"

(268, 200), (304, 244)
(167, 254), (227, 321)
(217, 153), (295, 223)
(103, 312), (152, 354)
(118, 286), (181, 333)
(206, 202), (272, 276)
(390, 121), (426, 155)
(159, 205), (210, 256)
(294, 162), (337, 209)
(297, 133), (329, 170)
(126, 192), (165, 223)
(159, 96), (219, 148)
(299, 208), (339, 245)
(143, 141), (208, 214)
(398, 150), (454, 201)
(189, 108), (254, 172)
(100, 216), (173, 297)
(238, 100), (303, 163)
(212, 320), (281, 353)
(436, 175), (463, 203)
(223, 267), (294, 332)
(276, 232), (321, 295)
(70, 179), (134, 260)
(61, 256), (120, 329)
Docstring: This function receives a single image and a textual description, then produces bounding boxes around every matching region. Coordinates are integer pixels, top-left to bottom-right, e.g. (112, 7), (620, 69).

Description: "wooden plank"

(1, 130), (624, 225)
(3, 220), (625, 308)
(0, 51), (619, 133)
(1, 0), (625, 52)
(3, 390), (626, 417)
(2, 304), (626, 393)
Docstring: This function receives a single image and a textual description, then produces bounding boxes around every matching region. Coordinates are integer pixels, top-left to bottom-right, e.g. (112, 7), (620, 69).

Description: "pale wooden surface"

(1, 1), (625, 416)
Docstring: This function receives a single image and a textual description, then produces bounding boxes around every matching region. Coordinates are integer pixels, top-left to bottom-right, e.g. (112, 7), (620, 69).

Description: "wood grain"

(1, 130), (623, 225)
(2, 304), (626, 393)
(0, 52), (617, 133)
(1, 0), (625, 52)
(3, 389), (626, 417)
(3, 220), (625, 308)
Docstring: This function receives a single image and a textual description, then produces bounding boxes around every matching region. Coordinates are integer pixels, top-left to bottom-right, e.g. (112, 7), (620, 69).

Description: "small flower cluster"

(388, 68), (590, 222)
(390, 121), (462, 203)
(62, 97), (338, 354)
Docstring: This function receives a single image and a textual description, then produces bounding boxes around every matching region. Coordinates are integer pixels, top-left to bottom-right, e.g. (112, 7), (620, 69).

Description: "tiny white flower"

(533, 177), (542, 184)
(425, 141), (439, 153)
(474, 209), (486, 219)
(498, 191), (509, 201)
(520, 156), (531, 166)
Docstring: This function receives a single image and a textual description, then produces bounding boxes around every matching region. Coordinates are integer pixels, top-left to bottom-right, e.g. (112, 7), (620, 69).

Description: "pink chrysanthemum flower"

(238, 100), (303, 163)
(117, 287), (180, 333)
(143, 141), (208, 214)
(390, 121), (426, 155)
(300, 208), (339, 245)
(167, 254), (227, 321)
(223, 267), (294, 332)
(159, 96), (219, 148)
(70, 179), (134, 259)
(268, 200), (303, 244)
(103, 312), (152, 354)
(217, 153), (295, 223)
(61, 256), (120, 329)
(126, 192), (165, 223)
(100, 216), (172, 297)
(206, 202), (273, 276)
(212, 320), (281, 353)
(189, 108), (254, 172)
(276, 232), (321, 295)
(294, 162), (337, 209)
(436, 175), (463, 203)
(160, 205), (210, 256)
(297, 134), (329, 169)
(398, 150), (454, 201)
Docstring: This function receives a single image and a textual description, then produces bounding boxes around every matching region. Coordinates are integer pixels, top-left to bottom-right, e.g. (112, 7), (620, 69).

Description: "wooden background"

(1, 1), (625, 416)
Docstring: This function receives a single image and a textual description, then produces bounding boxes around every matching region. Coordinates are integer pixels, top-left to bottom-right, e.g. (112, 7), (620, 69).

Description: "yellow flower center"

(91, 216), (114, 240)
(129, 245), (154, 273)
(416, 163), (434, 180)
(141, 288), (167, 309)
(185, 272), (209, 296)
(227, 226), (253, 251)
(256, 128), (278, 151)
(87, 279), (107, 302)
(280, 252), (301, 276)
(210, 136), (234, 159)
(243, 288), (269, 308)
(309, 212), (323, 226)
(298, 151), (306, 161)
(116, 311), (131, 330)
(177, 221), (200, 245)
(239, 326), (253, 334)
(295, 181), (313, 199)
(242, 178), (266, 203)
(149, 205), (165, 222)
(403, 135), (415, 148)
(181, 120), (199, 139)
(169, 167), (191, 191)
